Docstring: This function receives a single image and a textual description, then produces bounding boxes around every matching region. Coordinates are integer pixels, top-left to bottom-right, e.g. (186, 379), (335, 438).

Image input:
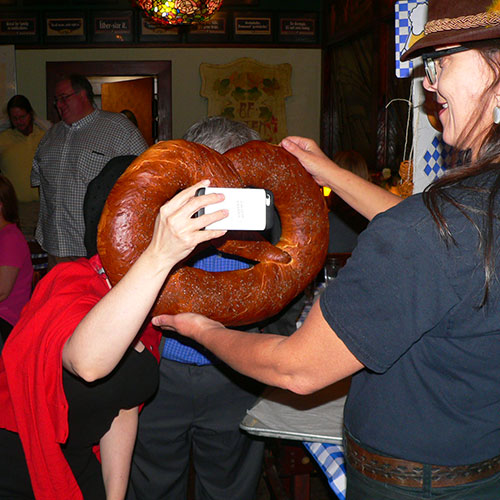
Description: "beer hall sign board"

(200, 57), (292, 143)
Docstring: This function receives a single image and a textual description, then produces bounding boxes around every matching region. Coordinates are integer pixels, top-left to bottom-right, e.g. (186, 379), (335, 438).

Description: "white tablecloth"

(241, 383), (348, 499)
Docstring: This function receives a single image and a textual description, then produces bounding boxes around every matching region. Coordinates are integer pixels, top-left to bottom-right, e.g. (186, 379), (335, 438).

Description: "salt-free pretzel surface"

(97, 139), (329, 326)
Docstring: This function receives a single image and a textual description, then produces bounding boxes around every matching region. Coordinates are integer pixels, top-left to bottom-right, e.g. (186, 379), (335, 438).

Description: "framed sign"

(0, 13), (39, 44)
(233, 12), (273, 43)
(74, 0), (118, 3)
(91, 10), (134, 43)
(186, 11), (229, 43)
(44, 12), (86, 43)
(138, 13), (182, 43)
(278, 13), (318, 44)
(24, 0), (65, 4)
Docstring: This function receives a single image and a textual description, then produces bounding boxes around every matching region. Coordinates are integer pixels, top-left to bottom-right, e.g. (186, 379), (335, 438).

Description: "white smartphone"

(195, 187), (274, 231)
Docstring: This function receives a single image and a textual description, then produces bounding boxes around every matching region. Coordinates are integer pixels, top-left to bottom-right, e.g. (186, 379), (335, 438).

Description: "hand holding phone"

(195, 187), (274, 231)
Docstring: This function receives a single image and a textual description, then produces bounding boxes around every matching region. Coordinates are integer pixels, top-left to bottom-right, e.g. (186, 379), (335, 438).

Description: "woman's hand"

(144, 180), (228, 271)
(281, 136), (402, 220)
(152, 312), (224, 344)
(63, 180), (231, 382)
(280, 136), (338, 188)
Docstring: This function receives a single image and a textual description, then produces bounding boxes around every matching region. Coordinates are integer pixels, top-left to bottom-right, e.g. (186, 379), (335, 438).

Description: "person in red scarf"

(0, 176), (229, 500)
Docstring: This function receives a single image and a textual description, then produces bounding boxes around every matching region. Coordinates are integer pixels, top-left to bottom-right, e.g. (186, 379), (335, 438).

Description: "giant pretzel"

(97, 139), (329, 326)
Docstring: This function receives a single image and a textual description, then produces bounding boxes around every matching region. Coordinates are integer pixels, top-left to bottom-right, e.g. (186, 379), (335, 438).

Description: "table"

(241, 380), (349, 500)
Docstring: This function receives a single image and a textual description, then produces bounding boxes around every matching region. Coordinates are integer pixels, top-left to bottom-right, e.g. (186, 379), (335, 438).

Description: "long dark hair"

(0, 175), (20, 226)
(423, 43), (500, 306)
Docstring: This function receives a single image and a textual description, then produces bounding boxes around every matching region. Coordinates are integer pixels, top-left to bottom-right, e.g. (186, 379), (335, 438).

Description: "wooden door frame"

(46, 60), (172, 141)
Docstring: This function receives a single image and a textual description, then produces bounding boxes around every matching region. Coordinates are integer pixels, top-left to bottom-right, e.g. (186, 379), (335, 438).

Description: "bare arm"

(100, 407), (138, 500)
(152, 300), (363, 395)
(62, 180), (228, 382)
(281, 136), (402, 220)
(0, 266), (19, 302)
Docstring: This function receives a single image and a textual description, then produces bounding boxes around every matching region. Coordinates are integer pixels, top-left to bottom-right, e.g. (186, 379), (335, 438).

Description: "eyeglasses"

(53, 91), (78, 106)
(422, 46), (470, 85)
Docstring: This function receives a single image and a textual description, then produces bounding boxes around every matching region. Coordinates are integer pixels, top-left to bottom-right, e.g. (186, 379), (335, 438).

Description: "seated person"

(0, 175), (33, 348)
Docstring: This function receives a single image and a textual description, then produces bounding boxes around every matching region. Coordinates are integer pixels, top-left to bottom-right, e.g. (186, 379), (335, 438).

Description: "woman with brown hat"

(152, 1), (500, 498)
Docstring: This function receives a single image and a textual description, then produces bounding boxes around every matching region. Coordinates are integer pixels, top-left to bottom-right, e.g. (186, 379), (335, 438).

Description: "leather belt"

(345, 432), (500, 488)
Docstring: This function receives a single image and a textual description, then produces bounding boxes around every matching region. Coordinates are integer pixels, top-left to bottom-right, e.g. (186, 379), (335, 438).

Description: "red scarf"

(0, 256), (160, 499)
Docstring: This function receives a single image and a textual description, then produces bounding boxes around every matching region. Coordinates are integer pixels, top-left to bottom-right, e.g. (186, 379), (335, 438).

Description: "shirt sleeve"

(0, 230), (25, 268)
(31, 143), (43, 187)
(320, 204), (459, 373)
(122, 125), (148, 156)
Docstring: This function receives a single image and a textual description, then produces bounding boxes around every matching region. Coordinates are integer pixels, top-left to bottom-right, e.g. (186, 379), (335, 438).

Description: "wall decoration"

(394, 0), (427, 78)
(24, 0), (66, 4)
(91, 10), (134, 43)
(233, 12), (272, 42)
(186, 11), (229, 43)
(44, 12), (86, 43)
(200, 57), (291, 143)
(0, 12), (38, 44)
(278, 12), (317, 44)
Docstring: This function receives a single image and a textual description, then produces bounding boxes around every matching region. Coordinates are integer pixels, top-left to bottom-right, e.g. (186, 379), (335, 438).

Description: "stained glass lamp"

(136, 0), (224, 26)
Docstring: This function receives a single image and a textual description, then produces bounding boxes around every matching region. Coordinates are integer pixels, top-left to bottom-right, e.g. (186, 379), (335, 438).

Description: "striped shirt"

(32, 109), (147, 257)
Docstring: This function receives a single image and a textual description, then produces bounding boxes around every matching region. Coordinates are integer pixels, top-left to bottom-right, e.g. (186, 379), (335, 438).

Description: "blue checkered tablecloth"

(304, 442), (346, 500)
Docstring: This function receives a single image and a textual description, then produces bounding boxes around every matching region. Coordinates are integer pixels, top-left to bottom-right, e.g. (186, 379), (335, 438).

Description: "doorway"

(46, 61), (172, 142)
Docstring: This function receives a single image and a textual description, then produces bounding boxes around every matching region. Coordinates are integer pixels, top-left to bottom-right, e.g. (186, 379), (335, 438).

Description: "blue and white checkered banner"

(395, 0), (428, 78)
(395, 0), (450, 193)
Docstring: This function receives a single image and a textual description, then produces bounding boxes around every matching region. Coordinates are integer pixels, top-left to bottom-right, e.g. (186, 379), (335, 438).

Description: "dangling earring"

(494, 104), (500, 125)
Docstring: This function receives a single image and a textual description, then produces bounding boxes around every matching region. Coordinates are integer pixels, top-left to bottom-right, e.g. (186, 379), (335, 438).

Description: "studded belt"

(345, 432), (500, 488)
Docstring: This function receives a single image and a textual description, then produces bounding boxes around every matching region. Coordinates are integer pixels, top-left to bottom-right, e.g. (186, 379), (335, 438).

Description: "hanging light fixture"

(135, 0), (224, 26)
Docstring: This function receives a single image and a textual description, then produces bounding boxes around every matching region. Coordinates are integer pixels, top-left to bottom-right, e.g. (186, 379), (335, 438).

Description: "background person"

(0, 95), (47, 236)
(0, 178), (230, 500)
(151, 1), (500, 498)
(127, 117), (268, 500)
(32, 74), (148, 270)
(0, 175), (33, 350)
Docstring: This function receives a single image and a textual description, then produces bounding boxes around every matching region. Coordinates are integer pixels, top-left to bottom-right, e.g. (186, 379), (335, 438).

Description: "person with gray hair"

(183, 115), (260, 151)
(127, 116), (267, 500)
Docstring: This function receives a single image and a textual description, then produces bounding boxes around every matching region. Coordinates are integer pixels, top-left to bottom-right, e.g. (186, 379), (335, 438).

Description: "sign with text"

(233, 13), (273, 42)
(278, 14), (317, 43)
(45, 13), (86, 43)
(0, 13), (38, 43)
(186, 12), (229, 43)
(91, 11), (134, 43)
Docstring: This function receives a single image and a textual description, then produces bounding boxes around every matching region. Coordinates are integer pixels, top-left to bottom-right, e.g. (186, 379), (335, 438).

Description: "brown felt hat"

(401, 0), (500, 61)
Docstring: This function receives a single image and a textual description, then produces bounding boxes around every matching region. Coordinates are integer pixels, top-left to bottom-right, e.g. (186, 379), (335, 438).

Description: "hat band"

(425, 12), (500, 35)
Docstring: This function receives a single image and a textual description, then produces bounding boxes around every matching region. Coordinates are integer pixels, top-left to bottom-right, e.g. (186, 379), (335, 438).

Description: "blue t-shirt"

(320, 182), (500, 465)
